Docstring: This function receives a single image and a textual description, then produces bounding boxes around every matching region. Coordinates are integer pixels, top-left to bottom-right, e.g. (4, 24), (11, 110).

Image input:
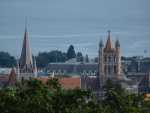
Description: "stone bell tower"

(98, 31), (122, 87)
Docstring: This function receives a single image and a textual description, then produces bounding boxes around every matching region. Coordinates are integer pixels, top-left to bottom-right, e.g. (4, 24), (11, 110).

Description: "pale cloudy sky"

(0, 0), (150, 57)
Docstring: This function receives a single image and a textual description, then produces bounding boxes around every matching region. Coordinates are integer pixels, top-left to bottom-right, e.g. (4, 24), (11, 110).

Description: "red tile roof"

(59, 77), (81, 89)
(38, 77), (81, 89)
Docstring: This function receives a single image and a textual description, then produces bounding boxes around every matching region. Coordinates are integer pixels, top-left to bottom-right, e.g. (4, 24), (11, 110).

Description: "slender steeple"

(19, 22), (33, 73)
(105, 30), (113, 51)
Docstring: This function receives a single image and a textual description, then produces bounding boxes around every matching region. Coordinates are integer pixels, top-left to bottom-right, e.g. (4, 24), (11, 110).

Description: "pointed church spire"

(19, 21), (33, 73)
(105, 30), (113, 50)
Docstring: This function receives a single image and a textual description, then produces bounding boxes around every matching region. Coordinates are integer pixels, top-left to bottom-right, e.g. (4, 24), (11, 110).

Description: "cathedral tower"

(99, 31), (122, 86)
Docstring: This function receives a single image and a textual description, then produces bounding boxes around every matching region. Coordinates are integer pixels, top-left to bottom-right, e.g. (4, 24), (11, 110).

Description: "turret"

(99, 39), (104, 55)
(115, 39), (120, 52)
(115, 39), (121, 78)
(98, 39), (104, 88)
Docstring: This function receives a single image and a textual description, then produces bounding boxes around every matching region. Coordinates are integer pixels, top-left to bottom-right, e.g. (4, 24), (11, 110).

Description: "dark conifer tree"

(66, 45), (76, 60)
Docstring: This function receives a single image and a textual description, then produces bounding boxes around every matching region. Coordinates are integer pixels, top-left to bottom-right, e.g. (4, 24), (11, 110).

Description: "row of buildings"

(0, 26), (149, 96)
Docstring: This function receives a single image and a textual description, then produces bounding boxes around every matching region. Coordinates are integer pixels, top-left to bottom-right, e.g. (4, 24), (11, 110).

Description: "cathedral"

(16, 25), (37, 81)
(81, 31), (123, 96)
(98, 30), (122, 87)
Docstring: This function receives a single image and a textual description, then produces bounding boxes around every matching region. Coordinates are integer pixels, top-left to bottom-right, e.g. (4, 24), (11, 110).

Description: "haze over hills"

(0, 0), (150, 57)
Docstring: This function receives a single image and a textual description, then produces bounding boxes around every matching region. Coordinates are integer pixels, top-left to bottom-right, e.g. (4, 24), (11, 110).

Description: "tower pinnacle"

(115, 39), (120, 48)
(105, 30), (113, 51)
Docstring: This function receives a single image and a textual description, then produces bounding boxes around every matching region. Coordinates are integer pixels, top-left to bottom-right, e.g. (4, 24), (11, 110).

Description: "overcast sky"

(0, 0), (150, 57)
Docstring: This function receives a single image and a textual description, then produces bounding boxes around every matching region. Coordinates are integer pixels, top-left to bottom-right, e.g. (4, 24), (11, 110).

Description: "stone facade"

(98, 31), (122, 88)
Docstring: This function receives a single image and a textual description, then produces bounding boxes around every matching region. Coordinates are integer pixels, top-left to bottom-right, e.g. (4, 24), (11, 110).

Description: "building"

(81, 31), (127, 97)
(46, 31), (145, 94)
(47, 62), (97, 76)
(17, 25), (37, 81)
(38, 76), (81, 89)
(98, 30), (123, 87)
(0, 25), (37, 86)
(0, 27), (149, 93)
(81, 31), (150, 95)
(0, 68), (17, 87)
(14, 28), (150, 94)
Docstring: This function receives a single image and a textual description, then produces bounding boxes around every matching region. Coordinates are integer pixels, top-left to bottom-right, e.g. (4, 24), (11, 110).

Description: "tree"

(76, 52), (83, 62)
(0, 79), (95, 113)
(66, 45), (76, 60)
(48, 51), (67, 63)
(0, 51), (16, 67)
(36, 50), (67, 68)
(0, 79), (149, 113)
(36, 52), (50, 68)
(102, 79), (143, 113)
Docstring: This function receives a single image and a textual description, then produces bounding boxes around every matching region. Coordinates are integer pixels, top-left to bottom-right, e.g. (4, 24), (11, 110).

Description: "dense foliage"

(0, 79), (149, 113)
(36, 50), (67, 68)
(0, 51), (16, 67)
